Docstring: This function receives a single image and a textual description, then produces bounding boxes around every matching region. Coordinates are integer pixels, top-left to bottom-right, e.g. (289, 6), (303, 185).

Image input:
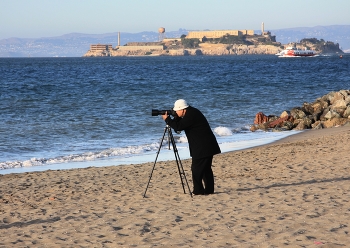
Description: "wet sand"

(1, 126), (350, 247)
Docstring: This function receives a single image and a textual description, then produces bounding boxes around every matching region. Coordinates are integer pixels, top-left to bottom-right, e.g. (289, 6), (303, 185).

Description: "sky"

(1, 0), (350, 40)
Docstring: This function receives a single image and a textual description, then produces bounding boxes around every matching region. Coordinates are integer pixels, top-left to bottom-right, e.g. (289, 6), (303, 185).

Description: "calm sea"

(1, 55), (349, 174)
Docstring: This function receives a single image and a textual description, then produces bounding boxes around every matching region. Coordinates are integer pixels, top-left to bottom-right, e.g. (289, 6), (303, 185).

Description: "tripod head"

(165, 124), (181, 134)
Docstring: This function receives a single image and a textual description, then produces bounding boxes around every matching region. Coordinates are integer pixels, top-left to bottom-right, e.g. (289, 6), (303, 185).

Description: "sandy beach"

(1, 125), (350, 247)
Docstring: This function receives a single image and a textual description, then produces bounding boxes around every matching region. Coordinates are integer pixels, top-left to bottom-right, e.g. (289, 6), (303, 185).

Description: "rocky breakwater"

(251, 90), (350, 132)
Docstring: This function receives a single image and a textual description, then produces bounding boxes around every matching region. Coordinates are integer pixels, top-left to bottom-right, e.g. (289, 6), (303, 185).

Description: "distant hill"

(268, 25), (350, 52)
(0, 26), (349, 57)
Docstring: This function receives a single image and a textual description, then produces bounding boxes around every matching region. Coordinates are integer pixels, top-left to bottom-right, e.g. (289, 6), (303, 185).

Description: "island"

(83, 27), (343, 57)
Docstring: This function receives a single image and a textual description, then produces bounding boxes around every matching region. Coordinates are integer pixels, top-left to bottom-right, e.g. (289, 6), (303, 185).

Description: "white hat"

(173, 99), (189, 111)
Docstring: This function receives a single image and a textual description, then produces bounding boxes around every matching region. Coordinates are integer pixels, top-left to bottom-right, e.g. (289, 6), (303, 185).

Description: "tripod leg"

(168, 127), (193, 198)
(143, 127), (167, 198)
(175, 153), (193, 198)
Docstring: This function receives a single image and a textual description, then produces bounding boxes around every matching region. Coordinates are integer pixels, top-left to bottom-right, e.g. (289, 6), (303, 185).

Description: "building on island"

(89, 44), (113, 52)
(186, 29), (254, 40)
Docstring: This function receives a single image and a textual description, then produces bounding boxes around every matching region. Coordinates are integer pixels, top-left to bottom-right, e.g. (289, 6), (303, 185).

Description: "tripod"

(143, 125), (193, 198)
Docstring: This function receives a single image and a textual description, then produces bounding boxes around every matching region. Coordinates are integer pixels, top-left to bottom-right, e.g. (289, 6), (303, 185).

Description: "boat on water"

(276, 46), (317, 57)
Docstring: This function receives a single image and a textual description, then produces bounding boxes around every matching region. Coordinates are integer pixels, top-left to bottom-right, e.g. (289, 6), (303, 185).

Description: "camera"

(152, 109), (177, 117)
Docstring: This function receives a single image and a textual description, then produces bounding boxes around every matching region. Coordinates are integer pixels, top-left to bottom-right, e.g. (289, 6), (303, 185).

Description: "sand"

(1, 126), (350, 247)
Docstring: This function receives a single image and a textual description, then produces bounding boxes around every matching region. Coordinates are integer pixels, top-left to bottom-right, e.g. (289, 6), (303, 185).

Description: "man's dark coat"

(165, 106), (221, 159)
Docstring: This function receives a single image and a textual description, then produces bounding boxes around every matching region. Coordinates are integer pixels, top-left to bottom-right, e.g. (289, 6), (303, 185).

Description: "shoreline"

(0, 129), (297, 175)
(244, 124), (350, 148)
(1, 125), (349, 247)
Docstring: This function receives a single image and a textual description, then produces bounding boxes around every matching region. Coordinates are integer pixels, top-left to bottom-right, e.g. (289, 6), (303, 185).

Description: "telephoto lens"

(151, 109), (177, 116)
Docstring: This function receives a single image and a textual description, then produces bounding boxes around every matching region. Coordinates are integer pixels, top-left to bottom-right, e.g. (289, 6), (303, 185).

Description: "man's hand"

(161, 111), (168, 120)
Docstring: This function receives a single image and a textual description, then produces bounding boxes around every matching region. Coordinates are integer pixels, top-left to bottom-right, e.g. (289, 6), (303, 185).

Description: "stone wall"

(126, 42), (161, 46)
(117, 45), (164, 51)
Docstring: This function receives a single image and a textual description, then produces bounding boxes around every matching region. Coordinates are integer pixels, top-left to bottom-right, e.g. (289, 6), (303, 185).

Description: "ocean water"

(1, 55), (349, 174)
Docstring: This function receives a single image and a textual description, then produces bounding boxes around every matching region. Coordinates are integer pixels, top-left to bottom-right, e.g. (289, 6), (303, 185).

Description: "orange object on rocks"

(253, 112), (269, 124)
(267, 115), (294, 128)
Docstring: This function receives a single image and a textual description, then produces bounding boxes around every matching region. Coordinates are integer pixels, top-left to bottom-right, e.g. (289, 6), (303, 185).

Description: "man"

(162, 99), (221, 195)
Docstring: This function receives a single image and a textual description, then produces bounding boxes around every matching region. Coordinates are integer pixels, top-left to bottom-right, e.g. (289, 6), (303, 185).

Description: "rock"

(294, 122), (307, 130)
(313, 123), (324, 129)
(319, 107), (331, 121)
(324, 91), (336, 103)
(311, 121), (323, 129)
(272, 127), (290, 132)
(329, 92), (345, 105)
(291, 108), (306, 119)
(333, 107), (347, 117)
(168, 49), (187, 56)
(330, 92), (346, 105)
(293, 117), (312, 129)
(339, 89), (350, 96)
(310, 112), (322, 122)
(282, 121), (294, 130)
(345, 95), (350, 104)
(269, 116), (279, 122)
(332, 99), (347, 108)
(323, 118), (349, 128)
(302, 103), (314, 115)
(343, 106), (350, 118)
(268, 115), (294, 128)
(280, 110), (290, 118)
(254, 112), (269, 124)
(258, 123), (269, 130)
(250, 125), (259, 132)
(302, 117), (313, 128)
(324, 110), (341, 119)
(311, 100), (329, 113)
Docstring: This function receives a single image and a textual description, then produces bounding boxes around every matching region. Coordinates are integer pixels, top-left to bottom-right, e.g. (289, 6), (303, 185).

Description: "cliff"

(83, 44), (282, 57)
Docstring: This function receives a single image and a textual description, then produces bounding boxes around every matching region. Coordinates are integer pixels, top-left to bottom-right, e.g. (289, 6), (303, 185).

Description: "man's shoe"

(192, 191), (206, 195)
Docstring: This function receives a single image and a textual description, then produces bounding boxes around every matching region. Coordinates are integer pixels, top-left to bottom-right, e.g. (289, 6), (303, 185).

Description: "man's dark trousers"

(191, 156), (214, 195)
